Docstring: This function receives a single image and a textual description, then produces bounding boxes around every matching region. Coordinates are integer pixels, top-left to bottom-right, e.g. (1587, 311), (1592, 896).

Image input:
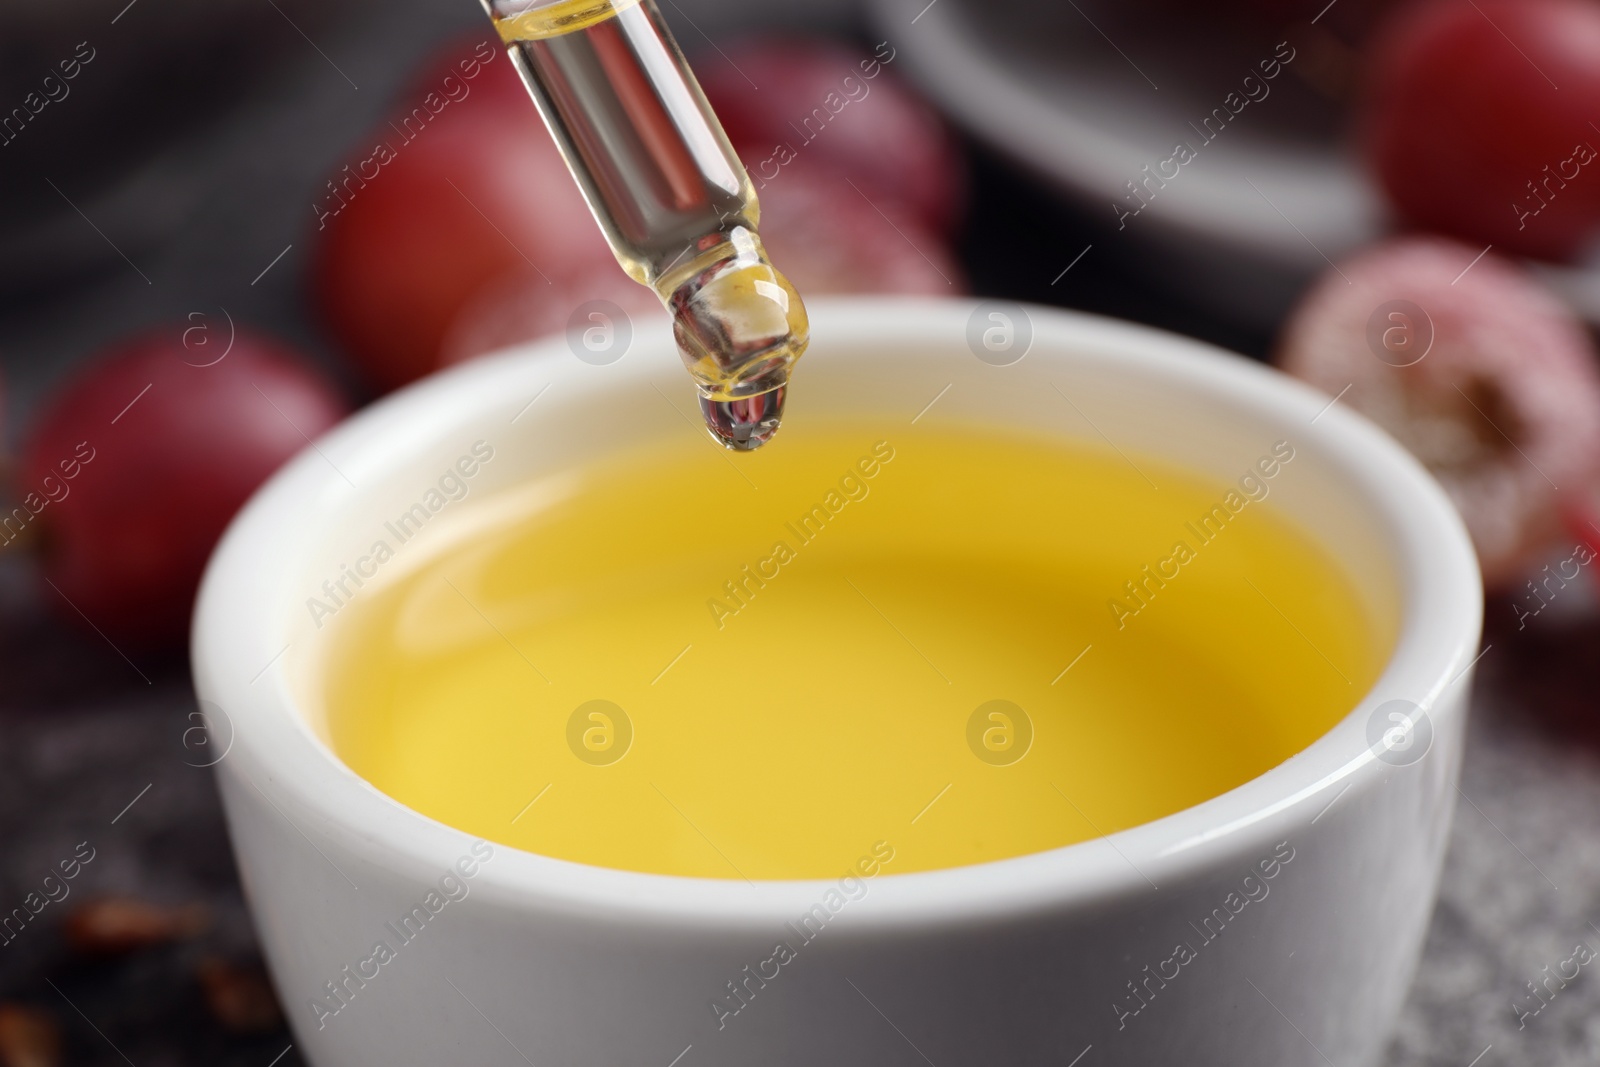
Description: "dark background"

(1, 1), (1597, 1065)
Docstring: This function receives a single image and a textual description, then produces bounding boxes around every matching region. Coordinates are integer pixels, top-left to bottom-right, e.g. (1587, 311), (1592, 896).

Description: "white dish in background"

(872, 0), (1600, 328)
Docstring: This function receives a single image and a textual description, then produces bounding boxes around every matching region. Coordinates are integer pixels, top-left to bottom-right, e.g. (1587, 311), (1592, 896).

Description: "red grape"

(755, 164), (963, 295)
(440, 262), (666, 368)
(695, 38), (966, 236)
(1276, 236), (1600, 585)
(312, 36), (613, 392)
(19, 328), (347, 648)
(1362, 0), (1600, 260)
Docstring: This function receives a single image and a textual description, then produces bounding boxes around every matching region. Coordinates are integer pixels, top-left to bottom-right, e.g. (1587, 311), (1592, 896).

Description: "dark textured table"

(1386, 607), (1600, 1067)
(1, 2), (1596, 1064)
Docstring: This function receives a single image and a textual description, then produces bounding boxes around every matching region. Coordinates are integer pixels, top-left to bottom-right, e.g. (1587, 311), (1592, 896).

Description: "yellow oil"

(486, 0), (806, 448)
(490, 0), (641, 41)
(314, 422), (1389, 880)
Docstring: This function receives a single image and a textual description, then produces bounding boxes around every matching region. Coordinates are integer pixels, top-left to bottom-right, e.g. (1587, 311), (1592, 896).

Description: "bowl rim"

(192, 295), (1482, 930)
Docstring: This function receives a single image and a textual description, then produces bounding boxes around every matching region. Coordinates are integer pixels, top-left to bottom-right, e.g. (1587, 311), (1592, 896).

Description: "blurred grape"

(311, 35), (613, 393)
(697, 37), (966, 236)
(755, 165), (963, 295)
(1276, 236), (1600, 584)
(1362, 0), (1600, 261)
(20, 329), (347, 649)
(440, 263), (665, 369)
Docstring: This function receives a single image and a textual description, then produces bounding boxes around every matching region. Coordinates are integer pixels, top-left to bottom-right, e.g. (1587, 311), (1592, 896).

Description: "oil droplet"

(699, 386), (786, 451)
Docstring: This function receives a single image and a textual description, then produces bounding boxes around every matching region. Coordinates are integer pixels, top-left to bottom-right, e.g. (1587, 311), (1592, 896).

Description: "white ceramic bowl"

(193, 296), (1481, 1066)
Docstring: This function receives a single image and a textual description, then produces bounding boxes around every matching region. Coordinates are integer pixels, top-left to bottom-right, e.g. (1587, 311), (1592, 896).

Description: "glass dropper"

(481, 0), (809, 450)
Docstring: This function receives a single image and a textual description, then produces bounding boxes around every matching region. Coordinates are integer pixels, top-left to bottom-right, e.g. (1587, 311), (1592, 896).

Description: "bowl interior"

(286, 299), (1404, 738)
